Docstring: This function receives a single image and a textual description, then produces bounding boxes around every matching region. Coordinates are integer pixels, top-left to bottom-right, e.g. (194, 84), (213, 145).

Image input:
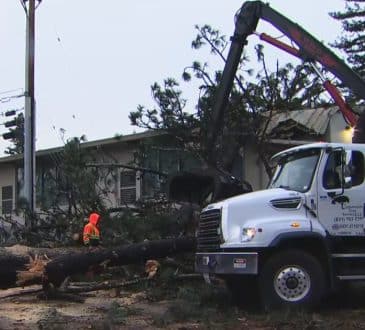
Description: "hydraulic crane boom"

(207, 0), (365, 154)
(168, 1), (365, 206)
(256, 33), (358, 127)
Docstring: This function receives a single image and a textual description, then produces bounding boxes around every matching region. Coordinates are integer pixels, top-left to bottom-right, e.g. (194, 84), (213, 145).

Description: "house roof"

(0, 106), (357, 164)
(0, 130), (164, 164)
(265, 106), (340, 136)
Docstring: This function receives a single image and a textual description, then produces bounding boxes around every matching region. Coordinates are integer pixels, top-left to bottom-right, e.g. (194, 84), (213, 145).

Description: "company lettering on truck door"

(316, 149), (365, 236)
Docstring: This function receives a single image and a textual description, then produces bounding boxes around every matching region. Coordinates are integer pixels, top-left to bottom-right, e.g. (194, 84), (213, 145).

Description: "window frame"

(1, 185), (13, 215)
(119, 170), (141, 205)
(322, 149), (365, 190)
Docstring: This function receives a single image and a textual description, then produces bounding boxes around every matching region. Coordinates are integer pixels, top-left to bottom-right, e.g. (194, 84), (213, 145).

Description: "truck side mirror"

(330, 194), (350, 205)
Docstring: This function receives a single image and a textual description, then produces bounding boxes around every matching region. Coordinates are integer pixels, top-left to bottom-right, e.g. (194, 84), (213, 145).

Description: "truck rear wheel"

(259, 250), (325, 310)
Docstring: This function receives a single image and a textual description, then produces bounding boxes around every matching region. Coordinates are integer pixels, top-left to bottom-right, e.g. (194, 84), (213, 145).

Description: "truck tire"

(259, 250), (325, 310)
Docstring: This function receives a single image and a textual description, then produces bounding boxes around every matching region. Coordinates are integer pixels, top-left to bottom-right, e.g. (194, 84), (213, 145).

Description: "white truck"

(195, 142), (365, 308)
(194, 1), (365, 309)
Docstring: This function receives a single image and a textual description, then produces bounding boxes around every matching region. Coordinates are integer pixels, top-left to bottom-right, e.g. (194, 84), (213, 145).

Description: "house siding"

(0, 107), (354, 219)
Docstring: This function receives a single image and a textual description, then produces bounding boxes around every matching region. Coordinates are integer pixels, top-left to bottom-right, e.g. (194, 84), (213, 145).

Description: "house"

(243, 106), (354, 190)
(0, 130), (199, 219)
(0, 106), (355, 218)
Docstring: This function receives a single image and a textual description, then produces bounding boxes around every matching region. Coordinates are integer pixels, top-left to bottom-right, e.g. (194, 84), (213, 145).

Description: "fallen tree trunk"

(0, 237), (196, 290)
(62, 278), (150, 294)
(0, 285), (43, 299)
(0, 274), (205, 300)
(44, 237), (196, 287)
(2, 245), (86, 258)
(0, 254), (29, 289)
(0, 245), (87, 288)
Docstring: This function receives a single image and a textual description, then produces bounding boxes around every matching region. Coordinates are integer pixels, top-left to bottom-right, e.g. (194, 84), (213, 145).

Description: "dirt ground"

(0, 285), (230, 330)
(0, 288), (177, 330)
(2, 281), (365, 330)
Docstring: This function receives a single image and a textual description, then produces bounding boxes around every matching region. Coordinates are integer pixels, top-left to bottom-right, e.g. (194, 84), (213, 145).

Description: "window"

(349, 151), (364, 186)
(141, 147), (202, 199)
(2, 186), (13, 215)
(323, 151), (342, 189)
(323, 150), (365, 189)
(270, 149), (320, 192)
(120, 171), (137, 204)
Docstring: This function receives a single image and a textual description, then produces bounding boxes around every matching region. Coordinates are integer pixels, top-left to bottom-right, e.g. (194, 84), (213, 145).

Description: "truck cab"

(195, 142), (365, 309)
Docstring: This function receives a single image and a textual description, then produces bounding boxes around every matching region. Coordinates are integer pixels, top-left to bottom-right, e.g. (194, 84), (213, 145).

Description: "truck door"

(316, 149), (365, 236)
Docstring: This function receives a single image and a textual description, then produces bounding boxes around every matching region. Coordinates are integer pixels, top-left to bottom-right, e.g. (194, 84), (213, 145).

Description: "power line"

(0, 88), (24, 96)
(0, 94), (25, 104)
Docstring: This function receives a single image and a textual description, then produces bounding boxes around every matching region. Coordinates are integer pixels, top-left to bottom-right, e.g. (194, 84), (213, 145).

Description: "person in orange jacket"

(83, 212), (101, 247)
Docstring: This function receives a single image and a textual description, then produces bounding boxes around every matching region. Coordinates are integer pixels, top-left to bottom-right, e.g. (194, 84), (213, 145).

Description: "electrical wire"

(0, 94), (25, 104)
(0, 88), (23, 96)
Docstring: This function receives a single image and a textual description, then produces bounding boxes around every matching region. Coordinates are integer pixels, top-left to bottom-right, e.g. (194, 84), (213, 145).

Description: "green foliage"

(4, 113), (24, 155)
(12, 135), (106, 244)
(101, 202), (190, 246)
(129, 24), (330, 175)
(150, 279), (235, 327)
(106, 301), (141, 325)
(191, 24), (227, 53)
(103, 212), (172, 244)
(330, 1), (365, 79)
(129, 78), (199, 139)
(34, 136), (107, 238)
(60, 138), (103, 211)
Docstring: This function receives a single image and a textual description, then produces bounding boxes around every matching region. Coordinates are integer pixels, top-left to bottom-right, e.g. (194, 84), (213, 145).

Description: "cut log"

(44, 237), (196, 287)
(0, 245), (87, 288)
(0, 237), (196, 290)
(0, 285), (43, 298)
(2, 245), (87, 258)
(16, 254), (50, 287)
(62, 278), (149, 294)
(0, 254), (29, 288)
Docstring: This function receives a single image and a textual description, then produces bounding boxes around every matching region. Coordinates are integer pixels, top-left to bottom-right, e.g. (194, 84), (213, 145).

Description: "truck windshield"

(269, 149), (321, 193)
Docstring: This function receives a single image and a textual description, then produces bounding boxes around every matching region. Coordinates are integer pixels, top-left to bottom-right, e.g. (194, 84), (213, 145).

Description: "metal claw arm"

(207, 0), (365, 157)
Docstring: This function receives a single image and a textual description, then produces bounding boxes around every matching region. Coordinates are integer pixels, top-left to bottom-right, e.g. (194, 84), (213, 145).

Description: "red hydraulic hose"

(257, 32), (301, 59)
(323, 80), (357, 127)
(257, 32), (358, 127)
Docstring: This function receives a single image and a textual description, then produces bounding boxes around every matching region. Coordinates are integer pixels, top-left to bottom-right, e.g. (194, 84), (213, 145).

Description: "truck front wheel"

(259, 250), (325, 310)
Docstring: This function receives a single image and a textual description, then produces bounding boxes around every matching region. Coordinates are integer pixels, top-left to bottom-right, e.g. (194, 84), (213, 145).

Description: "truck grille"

(197, 208), (221, 251)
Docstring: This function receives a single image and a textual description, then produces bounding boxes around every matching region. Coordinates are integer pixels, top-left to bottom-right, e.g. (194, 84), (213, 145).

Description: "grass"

(105, 301), (141, 325)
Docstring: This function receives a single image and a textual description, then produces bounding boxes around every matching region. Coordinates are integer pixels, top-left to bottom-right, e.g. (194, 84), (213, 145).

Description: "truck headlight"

(241, 227), (256, 242)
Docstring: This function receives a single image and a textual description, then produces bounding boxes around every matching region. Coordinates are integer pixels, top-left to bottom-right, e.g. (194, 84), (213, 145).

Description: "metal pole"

(24, 0), (36, 221)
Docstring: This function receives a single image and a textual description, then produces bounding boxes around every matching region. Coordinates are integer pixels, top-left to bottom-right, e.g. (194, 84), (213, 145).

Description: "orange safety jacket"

(83, 213), (101, 246)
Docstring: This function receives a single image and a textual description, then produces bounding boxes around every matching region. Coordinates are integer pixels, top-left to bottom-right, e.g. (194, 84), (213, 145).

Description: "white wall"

(93, 143), (140, 208)
(243, 110), (353, 191)
(243, 144), (270, 191)
(325, 111), (353, 144)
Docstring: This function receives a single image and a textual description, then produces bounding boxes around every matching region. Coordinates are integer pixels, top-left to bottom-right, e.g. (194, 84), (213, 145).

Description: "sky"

(0, 0), (344, 155)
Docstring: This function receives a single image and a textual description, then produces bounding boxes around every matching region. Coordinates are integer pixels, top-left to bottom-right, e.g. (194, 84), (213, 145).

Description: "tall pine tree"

(330, 1), (365, 78)
(330, 1), (365, 142)
(4, 113), (24, 155)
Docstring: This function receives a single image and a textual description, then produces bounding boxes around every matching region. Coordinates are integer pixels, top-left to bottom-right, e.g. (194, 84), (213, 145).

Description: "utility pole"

(21, 0), (41, 224)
